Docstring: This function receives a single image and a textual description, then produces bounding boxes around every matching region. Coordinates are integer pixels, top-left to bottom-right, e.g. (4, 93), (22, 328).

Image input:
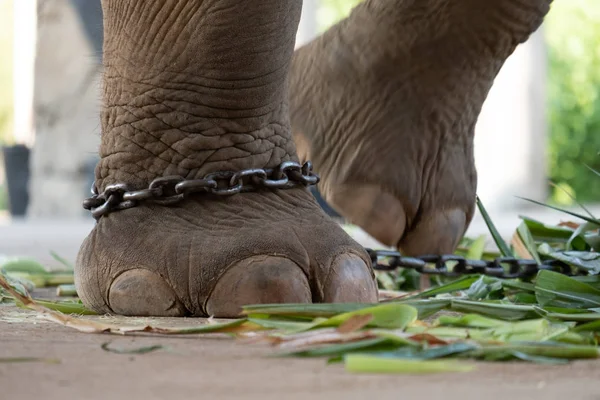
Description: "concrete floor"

(1, 203), (598, 268)
(1, 205), (600, 399)
(1, 305), (600, 400)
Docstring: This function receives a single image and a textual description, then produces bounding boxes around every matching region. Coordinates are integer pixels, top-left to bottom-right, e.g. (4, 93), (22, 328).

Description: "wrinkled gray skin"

(75, 0), (552, 318)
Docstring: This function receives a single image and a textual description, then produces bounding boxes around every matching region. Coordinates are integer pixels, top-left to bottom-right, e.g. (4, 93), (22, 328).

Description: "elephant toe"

(398, 208), (468, 256)
(205, 256), (312, 318)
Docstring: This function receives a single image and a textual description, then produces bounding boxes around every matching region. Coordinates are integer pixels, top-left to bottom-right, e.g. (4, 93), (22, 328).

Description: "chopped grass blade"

(344, 354), (475, 374)
(476, 196), (513, 257)
(450, 299), (538, 321)
(407, 275), (481, 300)
(241, 303), (376, 319)
(56, 284), (78, 297)
(516, 197), (600, 226)
(466, 235), (487, 260)
(395, 299), (451, 319)
(366, 342), (478, 360)
(50, 251), (74, 270)
(474, 342), (599, 360)
(0, 357), (60, 364)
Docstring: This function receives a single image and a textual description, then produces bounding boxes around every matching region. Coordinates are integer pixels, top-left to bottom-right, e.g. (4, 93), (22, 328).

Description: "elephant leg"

(289, 0), (552, 255)
(75, 0), (378, 318)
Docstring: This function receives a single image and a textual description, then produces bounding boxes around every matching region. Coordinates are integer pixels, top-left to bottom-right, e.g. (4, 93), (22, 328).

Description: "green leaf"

(395, 299), (451, 319)
(466, 276), (504, 300)
(450, 299), (539, 321)
(507, 292), (538, 305)
(474, 342), (599, 360)
(0, 258), (48, 275)
(311, 303), (418, 330)
(466, 235), (487, 260)
(437, 313), (508, 329)
(0, 357), (60, 364)
(101, 342), (165, 354)
(573, 320), (600, 332)
(538, 244), (600, 274)
(482, 319), (571, 343)
(278, 337), (400, 358)
(407, 275), (481, 300)
(476, 196), (513, 257)
(50, 251), (74, 270)
(522, 217), (576, 240)
(246, 317), (313, 332)
(375, 271), (397, 291)
(15, 299), (97, 315)
(479, 350), (570, 364)
(241, 303), (376, 319)
(543, 312), (600, 322)
(344, 354), (475, 374)
(405, 325), (471, 339)
(535, 270), (600, 309)
(567, 221), (600, 251)
(56, 284), (77, 297)
(501, 280), (535, 292)
(156, 319), (251, 334)
(367, 342), (478, 360)
(516, 197), (600, 226)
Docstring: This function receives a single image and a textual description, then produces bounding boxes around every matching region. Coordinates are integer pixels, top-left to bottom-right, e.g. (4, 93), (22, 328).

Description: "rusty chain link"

(83, 161), (319, 220)
(366, 248), (585, 279)
(83, 160), (586, 279)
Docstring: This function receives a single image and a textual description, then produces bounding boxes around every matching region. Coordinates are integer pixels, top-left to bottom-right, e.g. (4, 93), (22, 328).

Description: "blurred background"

(0, 0), (598, 263)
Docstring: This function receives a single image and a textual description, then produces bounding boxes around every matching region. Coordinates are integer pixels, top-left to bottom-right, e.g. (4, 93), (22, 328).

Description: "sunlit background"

(0, 0), (598, 261)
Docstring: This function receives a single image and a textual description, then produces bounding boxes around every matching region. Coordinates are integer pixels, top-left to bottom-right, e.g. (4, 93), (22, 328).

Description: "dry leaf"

(0, 274), (252, 336)
(558, 221), (581, 230)
(511, 232), (534, 260)
(277, 330), (377, 351)
(337, 314), (374, 333)
(407, 333), (449, 346)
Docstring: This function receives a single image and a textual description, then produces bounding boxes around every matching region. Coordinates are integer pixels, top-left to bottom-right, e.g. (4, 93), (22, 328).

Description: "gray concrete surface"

(1, 203), (598, 268)
(1, 307), (599, 400)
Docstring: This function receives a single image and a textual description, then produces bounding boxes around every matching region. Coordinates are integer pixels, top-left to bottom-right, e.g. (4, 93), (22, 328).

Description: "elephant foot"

(75, 0), (378, 318)
(289, 0), (551, 255)
(76, 189), (378, 317)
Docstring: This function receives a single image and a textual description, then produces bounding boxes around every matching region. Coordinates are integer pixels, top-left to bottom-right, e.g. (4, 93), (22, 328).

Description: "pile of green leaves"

(232, 264), (600, 373)
(245, 190), (599, 372)
(376, 194), (599, 292)
(1, 189), (598, 374)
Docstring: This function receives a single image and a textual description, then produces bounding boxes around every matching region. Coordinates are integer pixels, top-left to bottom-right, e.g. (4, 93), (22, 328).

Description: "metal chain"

(82, 160), (584, 279)
(366, 248), (584, 279)
(83, 161), (319, 220)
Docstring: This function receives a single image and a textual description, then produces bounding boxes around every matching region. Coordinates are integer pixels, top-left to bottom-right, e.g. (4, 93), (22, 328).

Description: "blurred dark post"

(70, 0), (103, 210)
(3, 145), (30, 216)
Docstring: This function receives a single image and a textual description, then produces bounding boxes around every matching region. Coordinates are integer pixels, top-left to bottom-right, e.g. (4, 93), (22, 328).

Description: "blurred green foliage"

(545, 0), (600, 205)
(317, 0), (363, 32)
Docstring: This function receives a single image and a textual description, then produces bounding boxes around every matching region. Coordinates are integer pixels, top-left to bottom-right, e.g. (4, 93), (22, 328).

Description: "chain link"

(83, 160), (586, 279)
(83, 161), (319, 220)
(366, 248), (584, 279)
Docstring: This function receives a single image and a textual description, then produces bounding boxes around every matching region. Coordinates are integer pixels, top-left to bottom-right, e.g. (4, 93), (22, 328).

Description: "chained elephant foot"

(74, 0), (380, 318)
